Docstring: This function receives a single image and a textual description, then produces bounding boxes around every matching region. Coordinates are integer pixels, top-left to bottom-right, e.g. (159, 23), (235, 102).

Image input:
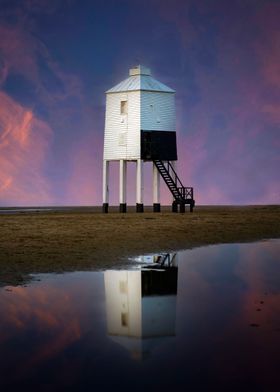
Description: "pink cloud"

(0, 22), (83, 109)
(0, 11), (85, 206)
(0, 92), (52, 205)
(0, 1), (279, 206)
(0, 282), (82, 379)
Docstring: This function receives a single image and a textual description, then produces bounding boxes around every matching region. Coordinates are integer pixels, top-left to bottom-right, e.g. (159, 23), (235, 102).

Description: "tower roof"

(106, 65), (175, 94)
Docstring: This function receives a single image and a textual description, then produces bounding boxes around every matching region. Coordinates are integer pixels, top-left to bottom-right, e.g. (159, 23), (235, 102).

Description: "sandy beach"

(0, 205), (279, 285)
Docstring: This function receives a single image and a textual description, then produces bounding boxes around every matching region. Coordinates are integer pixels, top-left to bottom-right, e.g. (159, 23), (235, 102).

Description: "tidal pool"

(0, 240), (279, 390)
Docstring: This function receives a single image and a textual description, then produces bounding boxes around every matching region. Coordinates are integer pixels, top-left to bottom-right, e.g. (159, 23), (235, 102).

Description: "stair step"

(154, 159), (192, 203)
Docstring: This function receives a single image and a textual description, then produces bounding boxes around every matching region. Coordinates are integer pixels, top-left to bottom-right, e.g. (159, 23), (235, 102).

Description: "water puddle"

(0, 240), (280, 389)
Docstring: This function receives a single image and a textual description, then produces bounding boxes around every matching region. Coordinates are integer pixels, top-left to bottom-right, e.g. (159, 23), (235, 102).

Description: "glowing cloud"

(0, 92), (52, 205)
(0, 0), (279, 206)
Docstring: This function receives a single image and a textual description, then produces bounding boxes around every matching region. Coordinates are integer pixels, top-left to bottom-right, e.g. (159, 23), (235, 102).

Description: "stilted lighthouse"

(102, 65), (194, 213)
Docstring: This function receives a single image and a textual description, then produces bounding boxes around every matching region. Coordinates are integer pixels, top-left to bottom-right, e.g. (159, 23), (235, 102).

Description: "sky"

(0, 0), (279, 206)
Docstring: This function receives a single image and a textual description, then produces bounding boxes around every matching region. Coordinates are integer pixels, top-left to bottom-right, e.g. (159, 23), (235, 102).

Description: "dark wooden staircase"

(153, 160), (195, 212)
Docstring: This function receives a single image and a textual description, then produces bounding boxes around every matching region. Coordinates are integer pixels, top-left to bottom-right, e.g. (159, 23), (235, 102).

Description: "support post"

(190, 200), (195, 213)
(102, 160), (109, 213)
(153, 162), (160, 212)
(172, 253), (179, 268)
(172, 201), (177, 213)
(179, 202), (185, 213)
(119, 160), (127, 213)
(136, 159), (144, 212)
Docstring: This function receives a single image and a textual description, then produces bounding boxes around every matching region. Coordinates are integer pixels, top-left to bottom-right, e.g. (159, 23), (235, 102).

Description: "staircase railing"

(177, 187), (193, 200)
(153, 160), (194, 203)
(165, 161), (184, 189)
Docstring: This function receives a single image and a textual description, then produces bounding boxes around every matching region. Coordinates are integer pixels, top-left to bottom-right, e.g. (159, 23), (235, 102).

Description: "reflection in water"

(0, 241), (280, 390)
(104, 254), (178, 359)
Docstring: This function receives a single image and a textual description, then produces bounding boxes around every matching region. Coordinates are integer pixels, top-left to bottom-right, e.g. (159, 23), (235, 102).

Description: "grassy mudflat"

(0, 205), (279, 285)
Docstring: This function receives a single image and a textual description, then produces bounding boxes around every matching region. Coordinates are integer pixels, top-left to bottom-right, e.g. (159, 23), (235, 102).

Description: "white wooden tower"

(102, 65), (194, 213)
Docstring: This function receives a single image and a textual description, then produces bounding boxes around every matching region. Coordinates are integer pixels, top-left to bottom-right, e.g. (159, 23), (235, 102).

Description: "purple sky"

(0, 0), (279, 206)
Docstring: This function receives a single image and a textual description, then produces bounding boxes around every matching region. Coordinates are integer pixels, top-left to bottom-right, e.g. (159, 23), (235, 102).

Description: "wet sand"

(0, 205), (279, 285)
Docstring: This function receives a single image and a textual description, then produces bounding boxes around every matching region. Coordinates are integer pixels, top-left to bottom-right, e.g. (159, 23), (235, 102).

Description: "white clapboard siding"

(141, 91), (175, 131)
(104, 91), (140, 160)
(126, 91), (141, 159)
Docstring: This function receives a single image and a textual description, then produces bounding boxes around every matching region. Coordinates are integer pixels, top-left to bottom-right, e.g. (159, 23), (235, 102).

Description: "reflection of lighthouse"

(104, 254), (178, 360)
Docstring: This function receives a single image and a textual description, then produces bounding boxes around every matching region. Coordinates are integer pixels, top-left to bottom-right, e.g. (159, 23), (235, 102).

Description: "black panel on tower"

(141, 130), (177, 161)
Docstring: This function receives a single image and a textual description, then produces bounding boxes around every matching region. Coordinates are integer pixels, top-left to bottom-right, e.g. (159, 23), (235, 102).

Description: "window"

(118, 132), (127, 146)
(120, 100), (128, 115)
(121, 312), (128, 327)
(119, 280), (128, 293)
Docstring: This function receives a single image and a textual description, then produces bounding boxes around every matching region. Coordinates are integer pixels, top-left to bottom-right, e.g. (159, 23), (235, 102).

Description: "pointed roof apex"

(106, 66), (175, 94)
(129, 65), (151, 76)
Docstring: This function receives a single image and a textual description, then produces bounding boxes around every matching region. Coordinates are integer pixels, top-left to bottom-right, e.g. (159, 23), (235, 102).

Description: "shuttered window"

(120, 100), (128, 115)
